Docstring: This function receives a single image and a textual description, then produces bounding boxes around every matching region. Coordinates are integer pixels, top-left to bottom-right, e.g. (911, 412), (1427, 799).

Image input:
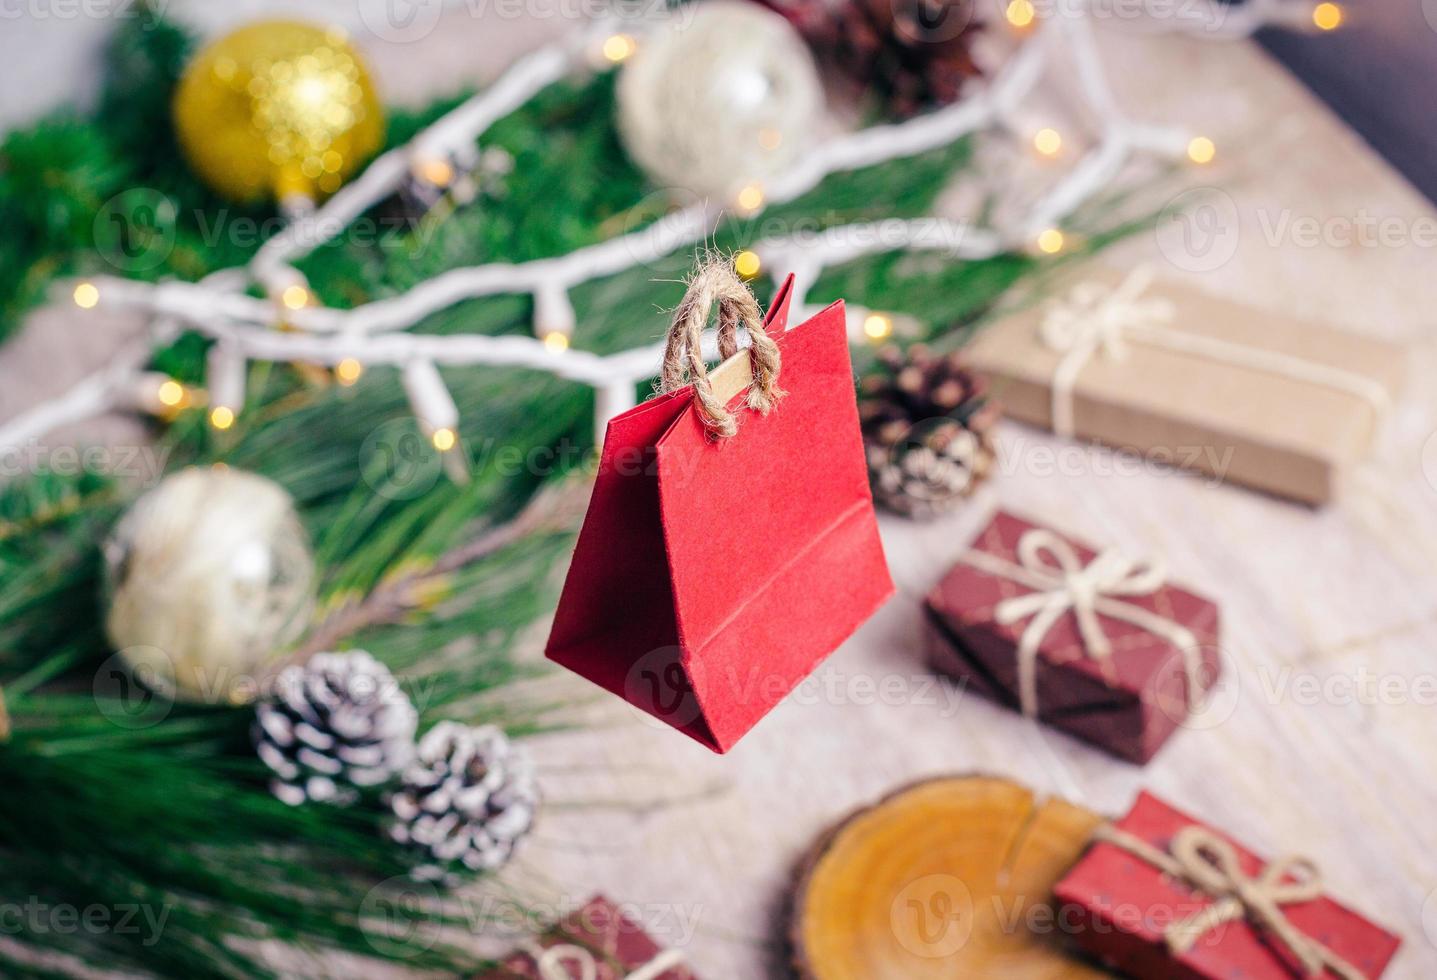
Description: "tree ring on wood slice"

(791, 774), (1111, 979)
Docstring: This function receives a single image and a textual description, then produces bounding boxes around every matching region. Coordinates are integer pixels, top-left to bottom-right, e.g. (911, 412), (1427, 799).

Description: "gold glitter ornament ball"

(172, 20), (385, 204)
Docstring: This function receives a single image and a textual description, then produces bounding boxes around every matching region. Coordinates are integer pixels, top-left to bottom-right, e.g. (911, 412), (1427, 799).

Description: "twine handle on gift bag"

(658, 255), (785, 437)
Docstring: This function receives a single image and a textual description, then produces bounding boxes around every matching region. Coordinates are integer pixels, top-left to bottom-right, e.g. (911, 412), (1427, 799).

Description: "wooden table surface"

(4, 7), (1436, 978)
(513, 18), (1437, 980)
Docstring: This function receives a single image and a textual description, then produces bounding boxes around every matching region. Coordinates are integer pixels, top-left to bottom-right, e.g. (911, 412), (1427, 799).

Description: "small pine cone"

(254, 651), (418, 807)
(756, 0), (984, 118)
(388, 722), (539, 882)
(860, 345), (998, 518)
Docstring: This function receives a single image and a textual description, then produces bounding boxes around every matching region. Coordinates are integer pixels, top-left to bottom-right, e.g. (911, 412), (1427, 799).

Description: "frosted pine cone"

(860, 345), (998, 518)
(388, 722), (539, 882)
(253, 651), (418, 807)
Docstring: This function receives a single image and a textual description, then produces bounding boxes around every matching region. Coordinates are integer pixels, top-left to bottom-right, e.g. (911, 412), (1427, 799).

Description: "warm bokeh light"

(1187, 136), (1216, 165)
(1005, 0), (1036, 28)
(1036, 228), (1065, 255)
(1033, 128), (1062, 157)
(736, 184), (765, 213)
(431, 427), (457, 452)
(542, 331), (571, 353)
(73, 282), (100, 309)
(210, 406), (236, 430)
(415, 157), (454, 187)
(734, 250), (762, 279)
(602, 34), (637, 63)
(1312, 2), (1342, 30)
(157, 380), (185, 408)
(280, 285), (310, 310)
(863, 314), (894, 341)
(335, 358), (363, 385)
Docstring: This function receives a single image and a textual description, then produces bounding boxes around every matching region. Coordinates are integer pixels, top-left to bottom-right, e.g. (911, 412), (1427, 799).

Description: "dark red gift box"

(924, 510), (1221, 763)
(480, 894), (697, 979)
(1053, 792), (1401, 979)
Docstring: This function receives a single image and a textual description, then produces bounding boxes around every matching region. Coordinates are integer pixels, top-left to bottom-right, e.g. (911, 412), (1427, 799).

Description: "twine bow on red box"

(1094, 824), (1368, 980)
(957, 528), (1203, 717)
(517, 940), (687, 980)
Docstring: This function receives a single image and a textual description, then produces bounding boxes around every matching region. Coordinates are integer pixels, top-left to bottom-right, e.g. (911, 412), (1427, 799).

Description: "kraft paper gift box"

(1053, 792), (1402, 979)
(479, 895), (697, 979)
(966, 266), (1406, 505)
(925, 510), (1221, 764)
(546, 275), (894, 753)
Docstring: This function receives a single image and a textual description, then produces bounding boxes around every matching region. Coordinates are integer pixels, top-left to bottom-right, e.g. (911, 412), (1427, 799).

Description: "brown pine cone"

(756, 0), (983, 118)
(859, 344), (998, 518)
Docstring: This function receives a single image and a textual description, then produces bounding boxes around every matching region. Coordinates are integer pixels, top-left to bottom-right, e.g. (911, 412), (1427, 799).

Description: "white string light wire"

(0, 0), (1337, 452)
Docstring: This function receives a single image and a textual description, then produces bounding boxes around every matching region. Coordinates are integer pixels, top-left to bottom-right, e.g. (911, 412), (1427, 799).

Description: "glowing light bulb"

(734, 250), (762, 280)
(1187, 136), (1216, 165)
(415, 157), (454, 187)
(863, 314), (894, 341)
(1312, 2), (1342, 30)
(542, 331), (571, 353)
(1033, 128), (1062, 158)
(1006, 0), (1036, 28)
(73, 282), (100, 309)
(280, 285), (310, 310)
(156, 380), (185, 408)
(209, 406), (236, 431)
(602, 34), (637, 63)
(431, 427), (457, 452)
(336, 359), (363, 386)
(735, 184), (765, 214)
(1036, 228), (1065, 255)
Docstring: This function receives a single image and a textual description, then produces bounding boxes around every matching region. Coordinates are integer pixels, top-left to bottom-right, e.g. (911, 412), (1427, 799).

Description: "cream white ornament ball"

(616, 0), (823, 203)
(103, 467), (316, 704)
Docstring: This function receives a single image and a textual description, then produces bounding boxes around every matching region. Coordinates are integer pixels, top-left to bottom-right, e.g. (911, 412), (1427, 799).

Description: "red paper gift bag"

(545, 268), (894, 753)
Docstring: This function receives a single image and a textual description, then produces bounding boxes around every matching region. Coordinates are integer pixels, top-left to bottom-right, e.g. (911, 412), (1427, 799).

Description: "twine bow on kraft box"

(545, 261), (895, 753)
(1054, 792), (1402, 980)
(966, 266), (1406, 505)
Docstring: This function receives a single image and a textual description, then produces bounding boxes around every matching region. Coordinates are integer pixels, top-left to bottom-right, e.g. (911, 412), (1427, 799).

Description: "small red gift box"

(924, 510), (1220, 763)
(480, 895), (697, 979)
(1053, 792), (1401, 979)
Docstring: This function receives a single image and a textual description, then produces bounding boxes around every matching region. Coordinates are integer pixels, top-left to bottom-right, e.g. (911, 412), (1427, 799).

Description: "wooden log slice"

(792, 775), (1110, 980)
